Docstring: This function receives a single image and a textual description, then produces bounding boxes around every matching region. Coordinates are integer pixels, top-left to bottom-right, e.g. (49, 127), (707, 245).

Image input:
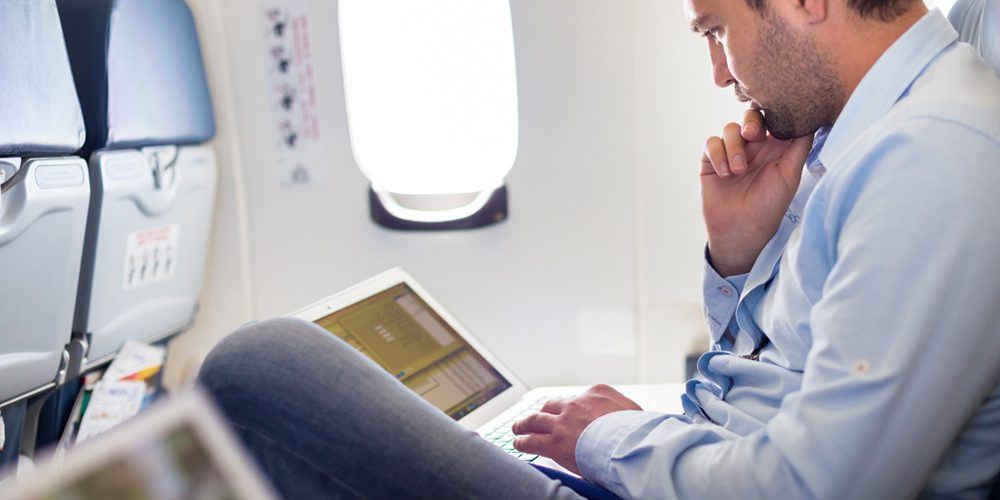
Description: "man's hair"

(744, 0), (914, 21)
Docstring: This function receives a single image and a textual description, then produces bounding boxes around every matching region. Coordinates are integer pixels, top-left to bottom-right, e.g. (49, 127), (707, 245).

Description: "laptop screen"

(312, 282), (512, 420)
(5, 392), (276, 500)
(42, 423), (243, 500)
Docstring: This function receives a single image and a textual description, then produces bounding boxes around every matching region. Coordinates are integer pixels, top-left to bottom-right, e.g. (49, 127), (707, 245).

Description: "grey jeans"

(197, 317), (585, 499)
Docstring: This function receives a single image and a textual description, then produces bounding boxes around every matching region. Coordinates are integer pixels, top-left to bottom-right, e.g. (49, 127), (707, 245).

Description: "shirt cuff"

(576, 410), (666, 492)
(703, 246), (747, 345)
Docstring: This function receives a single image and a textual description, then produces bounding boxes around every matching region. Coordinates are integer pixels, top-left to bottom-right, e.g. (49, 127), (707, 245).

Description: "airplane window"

(338, 0), (518, 229)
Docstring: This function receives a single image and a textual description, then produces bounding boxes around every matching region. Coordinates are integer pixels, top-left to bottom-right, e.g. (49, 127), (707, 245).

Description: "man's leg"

(197, 318), (584, 499)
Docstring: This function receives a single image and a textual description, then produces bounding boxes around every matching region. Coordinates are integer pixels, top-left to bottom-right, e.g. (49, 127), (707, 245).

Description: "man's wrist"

(706, 244), (756, 277)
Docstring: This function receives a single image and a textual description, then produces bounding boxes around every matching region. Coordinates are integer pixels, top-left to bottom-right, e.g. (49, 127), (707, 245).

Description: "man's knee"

(197, 317), (334, 409)
(201, 317), (321, 369)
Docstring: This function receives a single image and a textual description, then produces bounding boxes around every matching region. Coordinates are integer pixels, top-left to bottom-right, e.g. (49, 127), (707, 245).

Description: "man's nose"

(708, 37), (735, 88)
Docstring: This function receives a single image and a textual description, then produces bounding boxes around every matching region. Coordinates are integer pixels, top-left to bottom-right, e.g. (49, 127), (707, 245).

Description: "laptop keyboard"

(479, 395), (560, 462)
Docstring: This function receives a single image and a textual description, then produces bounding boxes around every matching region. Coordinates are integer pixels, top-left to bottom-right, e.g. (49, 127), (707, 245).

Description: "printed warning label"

(261, 0), (321, 186)
(122, 224), (180, 290)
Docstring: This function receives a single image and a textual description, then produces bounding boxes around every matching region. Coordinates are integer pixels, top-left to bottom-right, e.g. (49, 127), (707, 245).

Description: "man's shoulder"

(816, 45), (1000, 214)
(830, 42), (1000, 176)
(895, 41), (1000, 140)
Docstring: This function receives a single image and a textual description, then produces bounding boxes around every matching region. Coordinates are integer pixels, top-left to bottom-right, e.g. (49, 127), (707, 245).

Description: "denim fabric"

(198, 317), (584, 500)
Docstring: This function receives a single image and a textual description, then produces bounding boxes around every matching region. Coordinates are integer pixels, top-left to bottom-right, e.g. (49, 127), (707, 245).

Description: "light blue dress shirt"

(576, 10), (1000, 499)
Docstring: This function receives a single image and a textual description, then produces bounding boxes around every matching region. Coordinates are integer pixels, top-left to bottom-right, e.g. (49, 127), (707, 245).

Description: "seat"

(56, 0), (217, 373)
(947, 1), (999, 497)
(0, 0), (91, 409)
(615, 7), (999, 499)
(1, 0), (90, 467)
(949, 0), (1000, 73)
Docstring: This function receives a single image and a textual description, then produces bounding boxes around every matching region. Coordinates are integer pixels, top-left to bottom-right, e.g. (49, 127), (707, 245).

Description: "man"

(198, 0), (1000, 497)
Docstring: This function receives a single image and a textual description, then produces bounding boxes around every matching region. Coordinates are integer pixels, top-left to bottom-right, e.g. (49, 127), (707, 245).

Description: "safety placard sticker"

(122, 224), (180, 290)
(261, 0), (321, 186)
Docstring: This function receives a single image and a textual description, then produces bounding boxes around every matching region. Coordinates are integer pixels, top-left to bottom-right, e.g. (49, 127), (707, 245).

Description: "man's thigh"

(198, 317), (583, 499)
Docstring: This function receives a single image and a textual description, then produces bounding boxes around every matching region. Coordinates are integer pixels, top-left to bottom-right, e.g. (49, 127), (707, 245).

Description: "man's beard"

(750, 12), (842, 140)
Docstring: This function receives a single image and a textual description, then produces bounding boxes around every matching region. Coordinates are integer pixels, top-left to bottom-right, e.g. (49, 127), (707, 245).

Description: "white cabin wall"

(168, 0), (642, 389)
(632, 1), (748, 382)
(166, 0), (747, 390)
(166, 0), (256, 385)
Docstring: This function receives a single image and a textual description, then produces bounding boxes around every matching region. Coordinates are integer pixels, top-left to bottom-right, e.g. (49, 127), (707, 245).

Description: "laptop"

(4, 390), (278, 500)
(290, 267), (683, 468)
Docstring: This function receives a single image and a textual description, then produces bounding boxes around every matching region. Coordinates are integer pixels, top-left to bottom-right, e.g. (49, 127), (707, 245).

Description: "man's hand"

(702, 110), (813, 276)
(511, 384), (642, 475)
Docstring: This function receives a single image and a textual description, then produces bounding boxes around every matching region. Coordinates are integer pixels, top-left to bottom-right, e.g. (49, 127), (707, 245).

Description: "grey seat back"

(949, 1), (999, 497)
(949, 0), (1000, 72)
(57, 0), (217, 371)
(0, 0), (90, 406)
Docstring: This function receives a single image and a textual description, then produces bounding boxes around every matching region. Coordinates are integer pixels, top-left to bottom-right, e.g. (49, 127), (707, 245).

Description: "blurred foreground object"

(3, 391), (276, 500)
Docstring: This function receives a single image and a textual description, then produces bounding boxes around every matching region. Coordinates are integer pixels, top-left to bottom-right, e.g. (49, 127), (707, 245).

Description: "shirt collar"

(806, 126), (831, 178)
(817, 10), (958, 170)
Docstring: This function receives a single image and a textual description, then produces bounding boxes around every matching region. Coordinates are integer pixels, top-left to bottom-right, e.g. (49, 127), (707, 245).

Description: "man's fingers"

(512, 434), (554, 455)
(540, 398), (567, 414)
(703, 136), (731, 177)
(777, 134), (814, 183)
(722, 122), (747, 174)
(741, 109), (765, 141)
(511, 412), (557, 435)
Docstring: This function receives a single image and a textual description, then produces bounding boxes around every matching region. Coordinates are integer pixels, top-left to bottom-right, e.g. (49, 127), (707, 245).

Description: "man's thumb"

(778, 134), (814, 181)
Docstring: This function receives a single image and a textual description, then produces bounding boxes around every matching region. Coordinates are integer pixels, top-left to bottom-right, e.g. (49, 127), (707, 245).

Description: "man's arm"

(699, 111), (811, 346)
(700, 110), (811, 276)
(512, 111), (813, 472)
(511, 384), (642, 475)
(522, 122), (1000, 498)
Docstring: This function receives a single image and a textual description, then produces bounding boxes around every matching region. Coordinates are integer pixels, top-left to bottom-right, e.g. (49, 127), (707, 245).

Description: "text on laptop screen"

(313, 283), (512, 419)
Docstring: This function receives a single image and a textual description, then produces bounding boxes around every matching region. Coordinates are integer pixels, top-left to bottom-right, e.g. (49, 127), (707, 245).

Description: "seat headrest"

(949, 0), (1000, 74)
(57, 0), (216, 154)
(0, 0), (86, 157)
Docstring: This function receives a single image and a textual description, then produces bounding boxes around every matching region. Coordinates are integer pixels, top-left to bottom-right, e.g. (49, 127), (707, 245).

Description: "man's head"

(685, 0), (926, 139)
(744, 0), (915, 21)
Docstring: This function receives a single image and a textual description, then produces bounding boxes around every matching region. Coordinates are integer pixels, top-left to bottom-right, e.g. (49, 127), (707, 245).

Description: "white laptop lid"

(289, 267), (530, 430)
(4, 390), (277, 500)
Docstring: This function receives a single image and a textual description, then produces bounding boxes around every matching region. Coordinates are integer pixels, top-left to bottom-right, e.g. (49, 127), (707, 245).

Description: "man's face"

(685, 0), (841, 139)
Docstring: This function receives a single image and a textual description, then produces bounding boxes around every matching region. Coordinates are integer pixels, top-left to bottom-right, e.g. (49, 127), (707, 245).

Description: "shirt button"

(853, 359), (870, 375)
(719, 286), (734, 297)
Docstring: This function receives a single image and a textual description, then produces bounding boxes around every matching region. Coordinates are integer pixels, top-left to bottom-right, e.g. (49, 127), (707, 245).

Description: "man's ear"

(798, 0), (829, 24)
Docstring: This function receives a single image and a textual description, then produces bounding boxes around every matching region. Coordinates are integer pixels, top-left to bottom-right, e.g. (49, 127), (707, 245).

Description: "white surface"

(632, 0), (746, 381)
(339, 0), (518, 195)
(926, 0), (959, 15)
(577, 307), (637, 356)
(166, 0), (745, 389)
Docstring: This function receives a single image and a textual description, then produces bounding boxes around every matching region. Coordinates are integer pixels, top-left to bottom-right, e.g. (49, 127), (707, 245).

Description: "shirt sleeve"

(576, 122), (1000, 499)
(702, 246), (748, 347)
